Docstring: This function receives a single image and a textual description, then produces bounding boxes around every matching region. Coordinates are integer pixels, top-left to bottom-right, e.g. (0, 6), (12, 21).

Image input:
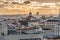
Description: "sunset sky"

(0, 0), (60, 15)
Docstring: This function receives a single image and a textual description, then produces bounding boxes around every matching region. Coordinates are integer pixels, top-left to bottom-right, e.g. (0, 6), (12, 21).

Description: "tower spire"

(58, 9), (60, 19)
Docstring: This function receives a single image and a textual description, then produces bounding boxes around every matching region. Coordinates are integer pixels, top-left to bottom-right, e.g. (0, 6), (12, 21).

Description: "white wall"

(4, 34), (43, 40)
(1, 21), (8, 35)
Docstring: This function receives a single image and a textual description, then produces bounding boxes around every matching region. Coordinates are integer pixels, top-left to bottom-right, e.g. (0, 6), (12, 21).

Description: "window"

(0, 23), (1, 25)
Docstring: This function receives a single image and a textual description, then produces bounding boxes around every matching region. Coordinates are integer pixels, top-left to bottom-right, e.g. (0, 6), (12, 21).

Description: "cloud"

(29, 0), (60, 3)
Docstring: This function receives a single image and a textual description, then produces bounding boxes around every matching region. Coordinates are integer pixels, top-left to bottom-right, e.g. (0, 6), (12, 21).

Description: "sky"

(30, 0), (60, 2)
(0, 0), (60, 15)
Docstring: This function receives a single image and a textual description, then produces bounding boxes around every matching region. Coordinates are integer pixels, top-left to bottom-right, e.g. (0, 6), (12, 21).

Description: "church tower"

(29, 11), (32, 17)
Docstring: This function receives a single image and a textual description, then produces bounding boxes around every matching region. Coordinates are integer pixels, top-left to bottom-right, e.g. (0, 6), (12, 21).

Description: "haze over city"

(0, 0), (60, 15)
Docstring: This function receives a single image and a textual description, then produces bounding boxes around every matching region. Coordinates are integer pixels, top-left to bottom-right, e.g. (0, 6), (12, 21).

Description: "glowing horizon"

(0, 1), (60, 15)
